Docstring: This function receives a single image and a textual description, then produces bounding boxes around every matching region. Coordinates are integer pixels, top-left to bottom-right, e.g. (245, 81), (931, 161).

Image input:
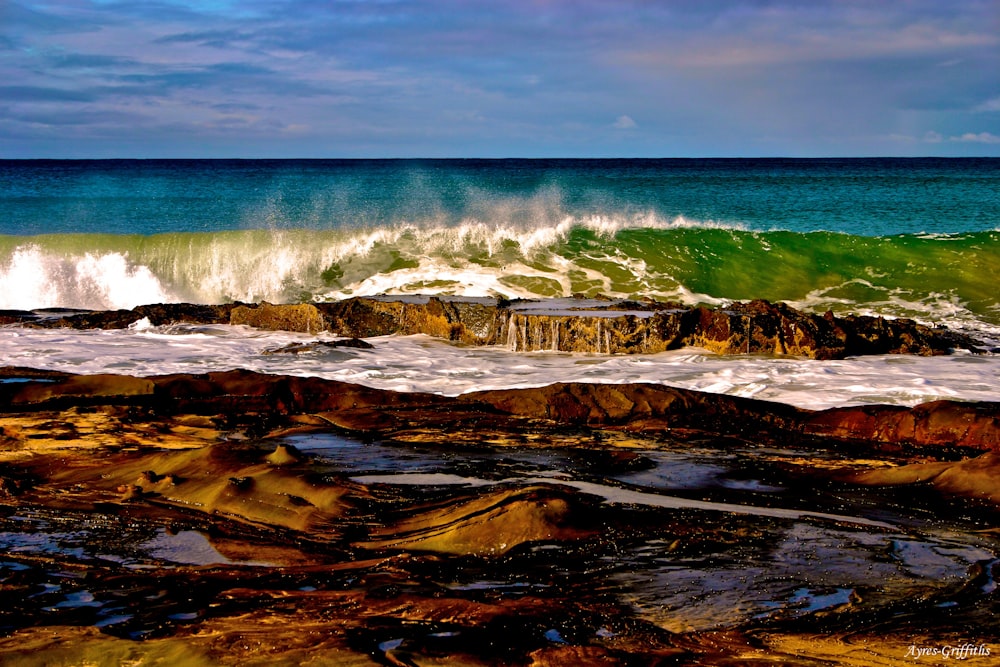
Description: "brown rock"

(847, 451), (1000, 504)
(265, 443), (301, 466)
(23, 303), (238, 330)
(317, 296), (497, 343)
(53, 443), (354, 535)
(13, 295), (982, 358)
(804, 400), (1000, 451)
(230, 302), (325, 333)
(134, 302), (239, 325)
(0, 310), (38, 326)
(3, 370), (997, 453)
(6, 373), (154, 405)
(357, 485), (594, 556)
(528, 646), (624, 666)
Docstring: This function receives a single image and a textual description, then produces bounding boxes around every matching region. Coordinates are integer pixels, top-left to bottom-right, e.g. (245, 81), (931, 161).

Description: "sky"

(1, 0), (998, 158)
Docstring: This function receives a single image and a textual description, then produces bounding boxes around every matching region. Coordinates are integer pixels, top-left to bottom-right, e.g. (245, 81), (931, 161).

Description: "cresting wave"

(1, 218), (998, 333)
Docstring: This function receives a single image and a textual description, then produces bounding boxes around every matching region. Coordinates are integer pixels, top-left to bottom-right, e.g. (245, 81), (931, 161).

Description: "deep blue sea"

(1, 158), (998, 331)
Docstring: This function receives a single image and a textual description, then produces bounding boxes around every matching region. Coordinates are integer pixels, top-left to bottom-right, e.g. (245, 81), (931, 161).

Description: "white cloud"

(950, 132), (1000, 144)
(613, 114), (637, 129)
(923, 131), (944, 143)
(973, 96), (1000, 112)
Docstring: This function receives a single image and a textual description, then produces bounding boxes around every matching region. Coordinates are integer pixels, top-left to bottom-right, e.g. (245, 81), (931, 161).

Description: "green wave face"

(1, 225), (997, 332)
(600, 228), (1000, 322)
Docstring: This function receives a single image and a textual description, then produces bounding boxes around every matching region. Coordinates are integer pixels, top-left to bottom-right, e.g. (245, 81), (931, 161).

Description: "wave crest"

(0, 225), (997, 335)
(0, 245), (173, 311)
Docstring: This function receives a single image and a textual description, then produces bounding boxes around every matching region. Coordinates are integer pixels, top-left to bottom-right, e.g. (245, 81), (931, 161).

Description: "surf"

(0, 221), (997, 333)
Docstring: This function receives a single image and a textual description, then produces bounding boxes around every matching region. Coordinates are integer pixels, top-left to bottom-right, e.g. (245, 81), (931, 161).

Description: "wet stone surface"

(2, 430), (998, 663)
(1, 370), (999, 663)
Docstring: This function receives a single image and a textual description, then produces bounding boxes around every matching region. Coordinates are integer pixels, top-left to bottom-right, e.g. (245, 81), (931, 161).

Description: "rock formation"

(15, 295), (984, 359)
(2, 367), (997, 453)
(1, 366), (999, 664)
(1, 296), (996, 664)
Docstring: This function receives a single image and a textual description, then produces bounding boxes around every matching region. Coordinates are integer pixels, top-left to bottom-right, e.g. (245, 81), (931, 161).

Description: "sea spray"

(1, 226), (998, 332)
(0, 244), (173, 310)
(2, 158), (997, 333)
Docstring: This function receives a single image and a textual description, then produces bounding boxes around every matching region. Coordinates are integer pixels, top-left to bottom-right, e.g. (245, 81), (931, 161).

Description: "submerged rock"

(261, 338), (374, 354)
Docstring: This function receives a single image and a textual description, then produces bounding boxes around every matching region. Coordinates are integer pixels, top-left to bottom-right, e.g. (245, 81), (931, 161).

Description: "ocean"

(1, 158), (998, 409)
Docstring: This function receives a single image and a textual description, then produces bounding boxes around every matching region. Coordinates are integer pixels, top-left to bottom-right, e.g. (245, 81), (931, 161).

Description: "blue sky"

(1, 0), (998, 157)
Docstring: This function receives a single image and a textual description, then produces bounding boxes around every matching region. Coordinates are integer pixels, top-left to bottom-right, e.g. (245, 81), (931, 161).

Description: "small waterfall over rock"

(57, 295), (978, 360)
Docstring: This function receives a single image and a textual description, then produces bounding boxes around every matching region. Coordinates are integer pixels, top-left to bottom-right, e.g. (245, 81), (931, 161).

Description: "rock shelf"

(4, 294), (985, 358)
(1, 368), (998, 663)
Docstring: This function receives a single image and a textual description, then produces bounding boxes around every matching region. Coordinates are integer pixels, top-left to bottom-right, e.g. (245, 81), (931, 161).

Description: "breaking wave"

(1, 218), (998, 334)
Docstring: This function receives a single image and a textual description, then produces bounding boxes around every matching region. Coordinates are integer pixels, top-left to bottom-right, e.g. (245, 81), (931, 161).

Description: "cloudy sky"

(2, 0), (998, 157)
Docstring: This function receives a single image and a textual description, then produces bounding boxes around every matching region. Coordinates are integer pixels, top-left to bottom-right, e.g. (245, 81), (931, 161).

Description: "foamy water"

(1, 323), (996, 410)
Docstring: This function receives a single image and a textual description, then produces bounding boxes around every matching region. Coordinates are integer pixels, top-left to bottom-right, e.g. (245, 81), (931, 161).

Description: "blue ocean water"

(1, 158), (998, 331)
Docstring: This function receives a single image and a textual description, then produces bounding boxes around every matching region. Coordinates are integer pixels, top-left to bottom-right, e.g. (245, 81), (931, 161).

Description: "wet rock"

(134, 302), (240, 326)
(3, 370), (998, 453)
(0, 310), (39, 325)
(847, 451), (1000, 504)
(12, 295), (981, 358)
(118, 484), (144, 501)
(265, 443), (302, 466)
(22, 303), (238, 330)
(482, 297), (980, 358)
(32, 308), (144, 330)
(2, 367), (999, 664)
(5, 373), (155, 405)
(0, 475), (26, 496)
(262, 338), (373, 354)
(573, 449), (656, 474)
(357, 485), (595, 556)
(48, 443), (356, 536)
(802, 400), (1000, 452)
(230, 302), (325, 333)
(317, 296), (498, 343)
(135, 470), (160, 486)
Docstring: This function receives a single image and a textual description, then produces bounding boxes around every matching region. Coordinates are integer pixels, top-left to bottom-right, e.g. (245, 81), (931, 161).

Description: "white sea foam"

(0, 211), (755, 311)
(0, 246), (173, 310)
(0, 325), (996, 410)
(1, 220), (996, 345)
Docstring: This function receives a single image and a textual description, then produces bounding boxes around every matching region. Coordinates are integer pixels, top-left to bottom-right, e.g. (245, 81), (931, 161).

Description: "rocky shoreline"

(1, 296), (998, 664)
(1, 357), (999, 664)
(2, 295), (989, 358)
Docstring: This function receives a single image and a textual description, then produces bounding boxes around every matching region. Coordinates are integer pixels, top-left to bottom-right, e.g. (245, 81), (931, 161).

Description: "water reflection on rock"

(1, 370), (998, 664)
